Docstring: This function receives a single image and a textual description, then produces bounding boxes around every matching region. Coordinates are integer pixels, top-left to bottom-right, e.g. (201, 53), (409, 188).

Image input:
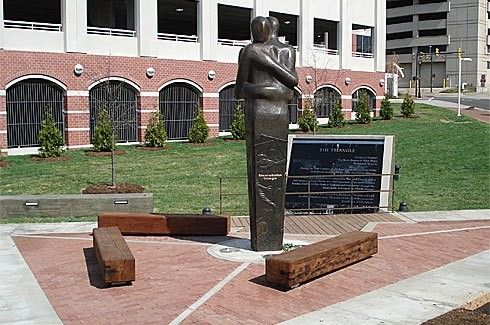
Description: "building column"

(253, 0), (268, 17)
(200, 0), (217, 61)
(62, 0), (87, 53)
(374, 0), (386, 72)
(136, 0), (157, 57)
(0, 0), (4, 49)
(299, 0), (313, 67)
(339, 0), (352, 70)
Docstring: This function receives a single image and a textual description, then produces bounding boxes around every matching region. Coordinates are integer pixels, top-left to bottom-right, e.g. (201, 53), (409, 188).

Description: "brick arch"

(5, 74), (67, 91)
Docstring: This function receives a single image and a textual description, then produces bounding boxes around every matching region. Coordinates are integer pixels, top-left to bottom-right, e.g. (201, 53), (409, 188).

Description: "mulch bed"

(0, 160), (11, 167)
(422, 307), (490, 325)
(85, 150), (127, 157)
(30, 156), (71, 162)
(82, 183), (144, 194)
(135, 146), (170, 151)
(223, 138), (246, 142)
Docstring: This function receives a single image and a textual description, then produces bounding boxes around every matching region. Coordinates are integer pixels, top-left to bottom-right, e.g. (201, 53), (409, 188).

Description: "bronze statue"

(235, 16), (298, 251)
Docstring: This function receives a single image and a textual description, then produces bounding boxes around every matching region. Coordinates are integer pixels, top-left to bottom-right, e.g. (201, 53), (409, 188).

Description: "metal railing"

(313, 44), (339, 55)
(157, 33), (198, 43)
(218, 38), (250, 47)
(4, 20), (62, 32)
(87, 26), (136, 37)
(219, 172), (396, 215)
(352, 51), (374, 58)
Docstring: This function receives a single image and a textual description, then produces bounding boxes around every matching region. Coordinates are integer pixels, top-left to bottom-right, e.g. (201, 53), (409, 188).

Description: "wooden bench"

(265, 231), (378, 288)
(98, 212), (230, 236)
(93, 227), (135, 285)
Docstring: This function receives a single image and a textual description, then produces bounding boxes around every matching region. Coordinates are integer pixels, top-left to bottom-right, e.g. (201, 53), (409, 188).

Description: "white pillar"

(0, 0), (4, 49)
(374, 0), (386, 72)
(63, 0), (87, 53)
(199, 0), (217, 61)
(253, 0), (268, 17)
(339, 0), (351, 70)
(136, 0), (157, 57)
(298, 0), (313, 67)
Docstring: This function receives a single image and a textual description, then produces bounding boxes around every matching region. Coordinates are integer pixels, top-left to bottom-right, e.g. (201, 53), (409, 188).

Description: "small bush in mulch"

(84, 150), (127, 157)
(82, 183), (144, 194)
(422, 307), (490, 325)
(188, 106), (210, 144)
(186, 142), (215, 146)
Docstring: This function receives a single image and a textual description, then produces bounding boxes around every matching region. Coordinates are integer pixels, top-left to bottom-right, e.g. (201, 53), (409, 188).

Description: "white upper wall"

(0, 0), (385, 73)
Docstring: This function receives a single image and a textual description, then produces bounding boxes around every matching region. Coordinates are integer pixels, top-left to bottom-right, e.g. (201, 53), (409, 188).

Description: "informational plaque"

(286, 135), (394, 214)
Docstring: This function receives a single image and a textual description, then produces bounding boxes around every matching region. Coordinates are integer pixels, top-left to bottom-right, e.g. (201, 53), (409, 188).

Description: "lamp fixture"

(305, 75), (313, 84)
(74, 64), (84, 76)
(146, 67), (155, 78)
(208, 70), (216, 80)
(379, 79), (385, 86)
(345, 77), (351, 85)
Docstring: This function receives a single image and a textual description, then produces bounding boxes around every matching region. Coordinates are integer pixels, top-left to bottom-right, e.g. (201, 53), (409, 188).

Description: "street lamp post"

(457, 57), (472, 117)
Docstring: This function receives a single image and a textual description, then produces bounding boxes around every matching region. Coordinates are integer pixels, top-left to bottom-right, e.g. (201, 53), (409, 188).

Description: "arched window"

(314, 86), (341, 118)
(89, 80), (138, 143)
(352, 87), (376, 111)
(219, 84), (241, 132)
(6, 79), (65, 148)
(159, 82), (200, 140)
(288, 90), (302, 124)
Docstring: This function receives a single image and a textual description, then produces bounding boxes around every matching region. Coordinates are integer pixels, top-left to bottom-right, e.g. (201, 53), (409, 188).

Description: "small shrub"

(400, 93), (415, 117)
(355, 91), (372, 124)
(230, 102), (245, 140)
(327, 100), (345, 128)
(92, 107), (116, 152)
(38, 109), (65, 158)
(144, 111), (167, 147)
(298, 101), (318, 132)
(380, 93), (394, 120)
(188, 107), (209, 143)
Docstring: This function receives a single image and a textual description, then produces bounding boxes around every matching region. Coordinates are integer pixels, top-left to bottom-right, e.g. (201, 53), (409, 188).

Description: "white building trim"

(218, 82), (236, 92)
(203, 109), (219, 113)
(140, 92), (159, 97)
(207, 123), (219, 127)
(88, 77), (141, 92)
(202, 92), (219, 98)
(159, 79), (203, 93)
(6, 75), (67, 90)
(0, 90), (5, 96)
(66, 128), (90, 131)
(67, 90), (89, 97)
(63, 110), (89, 114)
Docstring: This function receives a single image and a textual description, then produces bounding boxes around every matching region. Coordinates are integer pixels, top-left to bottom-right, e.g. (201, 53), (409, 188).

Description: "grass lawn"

(0, 104), (488, 221)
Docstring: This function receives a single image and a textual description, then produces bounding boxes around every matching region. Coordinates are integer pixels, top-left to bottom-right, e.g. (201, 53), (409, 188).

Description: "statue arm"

(259, 48), (298, 89)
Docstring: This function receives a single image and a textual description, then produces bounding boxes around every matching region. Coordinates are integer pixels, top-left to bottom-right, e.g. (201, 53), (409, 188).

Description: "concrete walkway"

(0, 210), (489, 324)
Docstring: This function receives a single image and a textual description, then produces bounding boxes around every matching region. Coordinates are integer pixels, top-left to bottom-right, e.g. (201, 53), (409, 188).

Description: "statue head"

(268, 16), (280, 38)
(250, 16), (271, 43)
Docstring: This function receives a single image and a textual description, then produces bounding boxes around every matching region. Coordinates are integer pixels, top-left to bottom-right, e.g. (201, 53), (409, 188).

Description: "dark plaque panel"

(286, 138), (385, 214)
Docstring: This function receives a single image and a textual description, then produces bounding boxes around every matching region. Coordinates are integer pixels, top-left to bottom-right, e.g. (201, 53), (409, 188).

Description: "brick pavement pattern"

(12, 219), (490, 324)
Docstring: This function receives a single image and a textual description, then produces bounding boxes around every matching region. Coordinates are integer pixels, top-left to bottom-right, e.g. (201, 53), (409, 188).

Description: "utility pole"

(417, 52), (422, 98)
(429, 45), (433, 93)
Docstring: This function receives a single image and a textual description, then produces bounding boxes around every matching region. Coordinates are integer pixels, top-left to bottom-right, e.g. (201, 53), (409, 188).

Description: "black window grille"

(288, 91), (301, 124)
(314, 87), (340, 118)
(352, 88), (376, 112)
(159, 83), (200, 140)
(6, 79), (65, 148)
(89, 80), (138, 143)
(219, 85), (241, 132)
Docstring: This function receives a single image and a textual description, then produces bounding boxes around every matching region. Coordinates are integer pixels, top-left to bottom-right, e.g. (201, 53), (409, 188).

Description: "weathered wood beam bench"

(98, 212), (230, 236)
(93, 226), (135, 285)
(266, 231), (378, 288)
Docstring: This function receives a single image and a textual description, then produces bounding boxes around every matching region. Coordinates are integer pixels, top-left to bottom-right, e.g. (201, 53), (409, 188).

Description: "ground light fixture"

(458, 57), (472, 116)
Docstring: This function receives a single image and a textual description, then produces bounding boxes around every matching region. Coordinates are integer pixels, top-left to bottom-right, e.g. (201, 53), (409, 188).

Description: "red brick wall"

(0, 50), (384, 148)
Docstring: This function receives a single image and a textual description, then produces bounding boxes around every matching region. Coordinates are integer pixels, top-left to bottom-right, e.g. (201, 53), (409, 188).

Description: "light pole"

(457, 57), (472, 117)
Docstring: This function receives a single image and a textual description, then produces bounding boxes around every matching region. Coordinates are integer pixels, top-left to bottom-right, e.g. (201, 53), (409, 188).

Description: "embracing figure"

(235, 16), (298, 251)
